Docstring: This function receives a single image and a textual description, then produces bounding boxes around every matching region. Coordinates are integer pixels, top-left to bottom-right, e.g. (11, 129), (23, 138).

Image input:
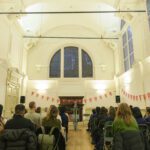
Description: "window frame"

(49, 46), (93, 79)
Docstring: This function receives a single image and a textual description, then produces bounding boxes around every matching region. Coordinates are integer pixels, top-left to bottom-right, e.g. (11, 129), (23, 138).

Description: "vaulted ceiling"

(0, 0), (144, 50)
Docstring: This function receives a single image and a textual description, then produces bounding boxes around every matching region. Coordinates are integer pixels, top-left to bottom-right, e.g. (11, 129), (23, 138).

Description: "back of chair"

(113, 130), (145, 150)
(138, 124), (149, 138)
(104, 125), (113, 143)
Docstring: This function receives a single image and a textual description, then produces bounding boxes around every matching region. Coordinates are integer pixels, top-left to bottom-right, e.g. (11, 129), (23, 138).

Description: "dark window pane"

(122, 32), (127, 46)
(64, 47), (79, 77)
(130, 53), (134, 67)
(123, 46), (128, 59)
(120, 19), (126, 30)
(82, 50), (93, 77)
(147, 0), (150, 15)
(129, 39), (134, 53)
(127, 26), (132, 40)
(49, 50), (61, 77)
(124, 59), (129, 72)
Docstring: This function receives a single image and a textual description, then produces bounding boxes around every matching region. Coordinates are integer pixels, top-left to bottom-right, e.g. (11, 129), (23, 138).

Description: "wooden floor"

(66, 125), (94, 150)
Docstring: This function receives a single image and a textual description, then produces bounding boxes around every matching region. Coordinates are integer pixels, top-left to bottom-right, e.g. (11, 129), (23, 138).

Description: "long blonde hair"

(46, 105), (58, 120)
(115, 103), (133, 125)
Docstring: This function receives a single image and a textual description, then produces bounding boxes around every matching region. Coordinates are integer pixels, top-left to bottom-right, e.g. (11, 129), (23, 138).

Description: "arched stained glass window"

(49, 46), (93, 78)
(64, 47), (79, 77)
(49, 50), (61, 77)
(82, 50), (93, 77)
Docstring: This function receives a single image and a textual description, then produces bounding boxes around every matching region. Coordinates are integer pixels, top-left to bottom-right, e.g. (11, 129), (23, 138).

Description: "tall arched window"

(82, 50), (93, 77)
(49, 46), (93, 78)
(122, 26), (134, 72)
(147, 0), (150, 28)
(49, 50), (61, 77)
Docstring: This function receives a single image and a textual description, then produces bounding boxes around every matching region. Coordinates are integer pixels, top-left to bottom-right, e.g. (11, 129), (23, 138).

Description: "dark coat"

(0, 129), (37, 150)
(112, 131), (145, 150)
(5, 115), (35, 131)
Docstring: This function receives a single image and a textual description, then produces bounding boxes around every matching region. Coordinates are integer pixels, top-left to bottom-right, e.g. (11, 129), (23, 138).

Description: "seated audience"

(42, 105), (61, 130)
(59, 107), (69, 140)
(0, 104), (4, 133)
(25, 101), (41, 128)
(132, 107), (146, 124)
(5, 104), (35, 131)
(106, 106), (116, 123)
(113, 103), (139, 133)
(1, 104), (37, 150)
(145, 107), (150, 122)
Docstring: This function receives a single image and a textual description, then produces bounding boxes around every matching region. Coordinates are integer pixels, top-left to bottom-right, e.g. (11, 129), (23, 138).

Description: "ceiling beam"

(23, 36), (119, 40)
(0, 10), (146, 15)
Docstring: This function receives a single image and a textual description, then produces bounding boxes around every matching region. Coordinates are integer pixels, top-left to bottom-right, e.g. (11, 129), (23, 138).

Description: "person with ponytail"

(42, 105), (61, 130)
(113, 103), (139, 133)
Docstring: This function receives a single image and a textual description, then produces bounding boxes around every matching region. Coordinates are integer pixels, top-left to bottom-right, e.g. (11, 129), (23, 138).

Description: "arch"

(49, 46), (93, 78)
(82, 50), (93, 77)
(49, 50), (61, 77)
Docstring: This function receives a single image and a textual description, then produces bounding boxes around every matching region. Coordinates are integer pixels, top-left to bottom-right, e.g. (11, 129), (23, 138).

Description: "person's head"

(59, 106), (66, 114)
(146, 107), (150, 116)
(100, 107), (108, 116)
(47, 105), (58, 120)
(108, 106), (116, 120)
(92, 109), (96, 114)
(0, 104), (3, 117)
(132, 107), (142, 119)
(115, 103), (133, 125)
(35, 107), (41, 114)
(29, 101), (36, 110)
(15, 104), (25, 116)
(95, 107), (101, 115)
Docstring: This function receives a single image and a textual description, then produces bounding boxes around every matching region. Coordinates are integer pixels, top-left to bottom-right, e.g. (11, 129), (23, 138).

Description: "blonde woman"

(113, 103), (139, 133)
(42, 105), (61, 130)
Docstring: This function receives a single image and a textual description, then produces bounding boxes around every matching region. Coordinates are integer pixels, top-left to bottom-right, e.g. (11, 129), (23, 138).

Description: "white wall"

(118, 12), (150, 109)
(27, 26), (115, 80)
(26, 80), (116, 110)
(0, 16), (25, 107)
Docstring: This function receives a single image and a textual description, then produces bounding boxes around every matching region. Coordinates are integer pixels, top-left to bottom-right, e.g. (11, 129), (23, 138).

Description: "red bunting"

(99, 96), (102, 99)
(109, 92), (112, 96)
(139, 95), (142, 101)
(94, 97), (97, 101)
(36, 93), (39, 97)
(31, 91), (35, 96)
(89, 98), (92, 102)
(143, 94), (146, 100)
(147, 93), (150, 98)
(57, 99), (60, 103)
(47, 96), (49, 101)
(52, 98), (55, 102)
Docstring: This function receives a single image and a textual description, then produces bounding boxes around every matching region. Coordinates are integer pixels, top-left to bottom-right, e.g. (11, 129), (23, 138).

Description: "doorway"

(59, 96), (84, 122)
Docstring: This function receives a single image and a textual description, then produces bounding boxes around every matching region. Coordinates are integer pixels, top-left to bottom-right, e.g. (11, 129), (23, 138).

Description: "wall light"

(35, 81), (49, 91)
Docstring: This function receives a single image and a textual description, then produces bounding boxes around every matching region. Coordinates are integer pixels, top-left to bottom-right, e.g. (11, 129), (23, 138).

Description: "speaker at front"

(20, 96), (25, 104)
(115, 95), (120, 103)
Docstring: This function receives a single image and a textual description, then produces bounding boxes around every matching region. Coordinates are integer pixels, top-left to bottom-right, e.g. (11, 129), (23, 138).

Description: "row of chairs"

(103, 123), (150, 150)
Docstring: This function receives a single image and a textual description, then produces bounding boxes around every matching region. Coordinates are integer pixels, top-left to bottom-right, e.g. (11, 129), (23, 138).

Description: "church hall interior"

(0, 0), (150, 150)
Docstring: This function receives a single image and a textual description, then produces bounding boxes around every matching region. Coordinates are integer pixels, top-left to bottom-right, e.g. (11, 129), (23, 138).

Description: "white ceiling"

(0, 0), (144, 39)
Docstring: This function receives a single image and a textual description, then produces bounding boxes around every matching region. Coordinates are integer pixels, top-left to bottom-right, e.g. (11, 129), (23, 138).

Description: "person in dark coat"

(5, 104), (35, 131)
(0, 128), (37, 150)
(132, 107), (146, 124)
